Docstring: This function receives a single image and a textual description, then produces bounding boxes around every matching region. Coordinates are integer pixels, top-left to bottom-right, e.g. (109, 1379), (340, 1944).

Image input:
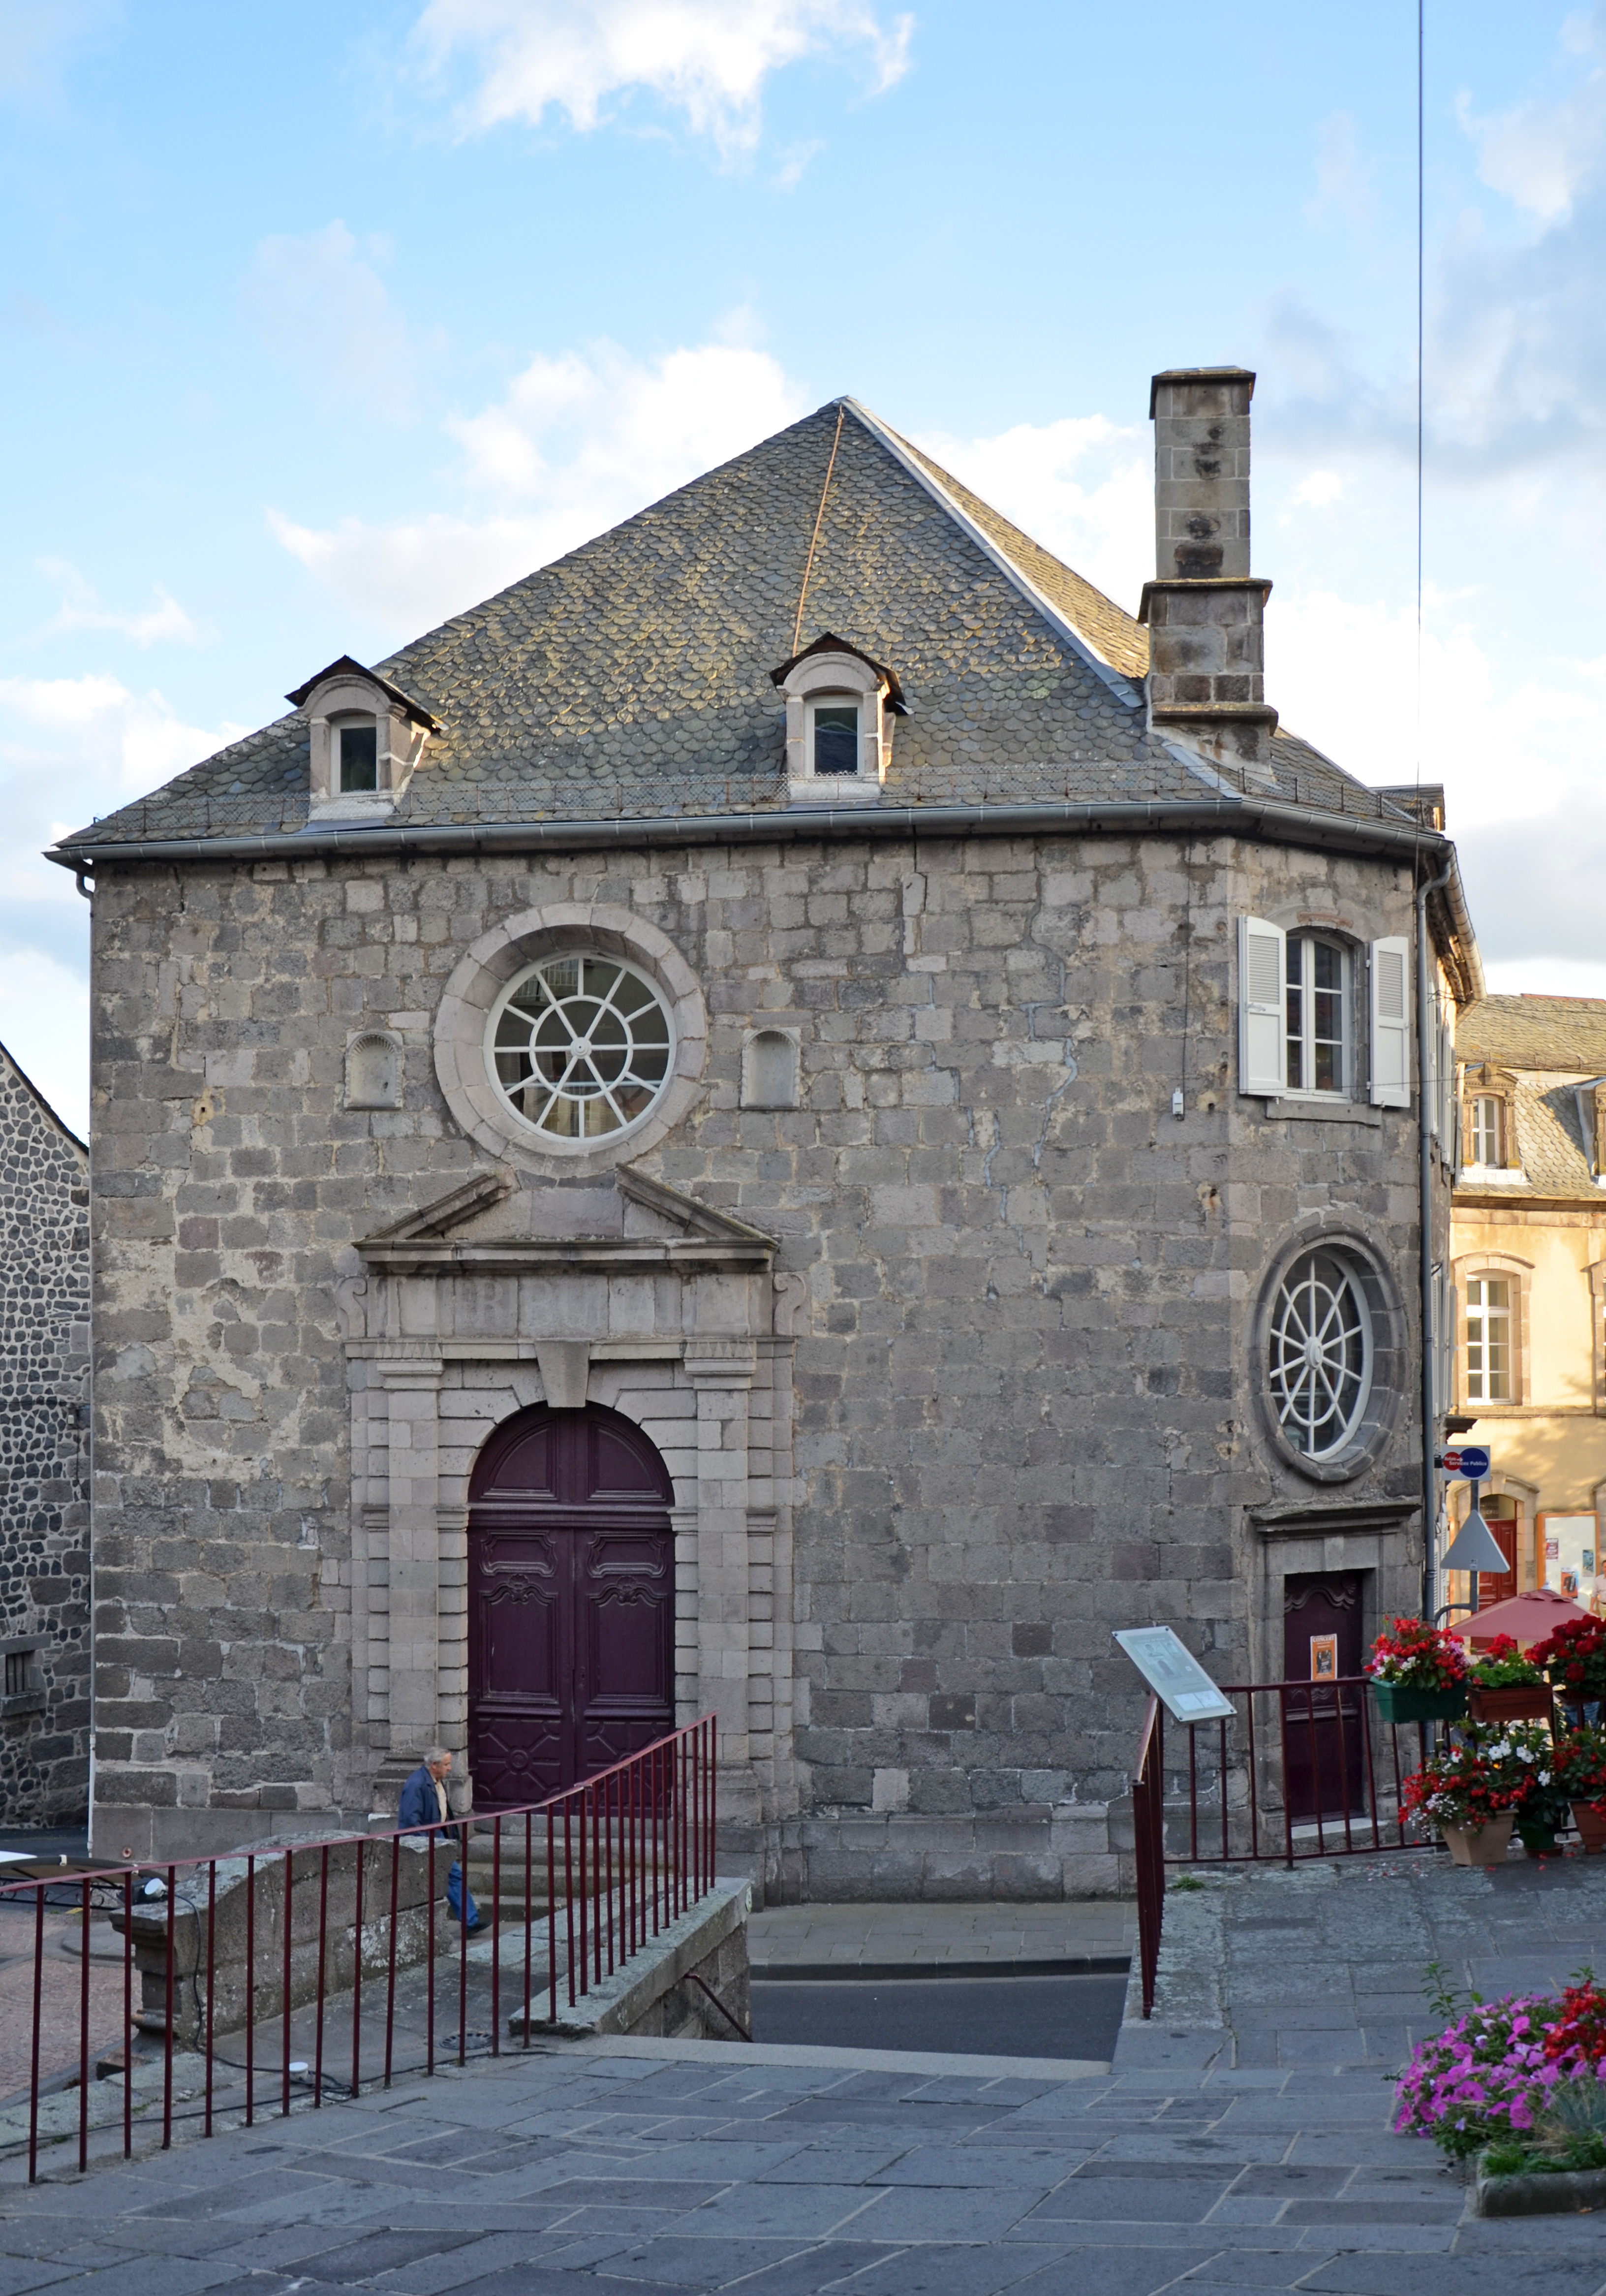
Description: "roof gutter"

(50, 792), (1461, 877)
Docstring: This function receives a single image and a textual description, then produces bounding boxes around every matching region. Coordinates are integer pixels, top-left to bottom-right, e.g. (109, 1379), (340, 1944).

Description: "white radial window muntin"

(1268, 1249), (1374, 1460)
(489, 953), (673, 1142)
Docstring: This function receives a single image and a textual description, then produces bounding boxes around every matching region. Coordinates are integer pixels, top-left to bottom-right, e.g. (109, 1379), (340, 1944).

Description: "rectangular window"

(338, 724), (378, 792)
(1286, 935), (1346, 1095)
(810, 701), (859, 776)
(1466, 1276), (1511, 1401)
(1471, 1095), (1502, 1166)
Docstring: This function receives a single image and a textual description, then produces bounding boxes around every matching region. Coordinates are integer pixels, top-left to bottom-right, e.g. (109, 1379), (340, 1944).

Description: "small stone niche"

(741, 1028), (801, 1111)
(345, 1031), (403, 1111)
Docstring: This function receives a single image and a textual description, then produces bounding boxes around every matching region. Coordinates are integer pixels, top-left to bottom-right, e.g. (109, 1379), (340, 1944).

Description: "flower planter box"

(1439, 1812), (1516, 1866)
(1572, 1801), (1606, 1853)
(1369, 1680), (1466, 1725)
(1475, 2158), (1606, 2217)
(1467, 1684), (1554, 1725)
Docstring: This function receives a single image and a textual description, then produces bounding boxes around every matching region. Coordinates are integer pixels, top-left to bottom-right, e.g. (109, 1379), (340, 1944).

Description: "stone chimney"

(1140, 367), (1276, 767)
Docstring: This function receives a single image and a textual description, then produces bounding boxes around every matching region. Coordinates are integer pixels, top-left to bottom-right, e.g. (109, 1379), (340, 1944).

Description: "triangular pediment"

(357, 1161), (775, 1270)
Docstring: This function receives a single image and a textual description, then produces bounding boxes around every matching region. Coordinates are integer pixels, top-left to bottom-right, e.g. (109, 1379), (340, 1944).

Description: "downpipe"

(1418, 858), (1453, 1622)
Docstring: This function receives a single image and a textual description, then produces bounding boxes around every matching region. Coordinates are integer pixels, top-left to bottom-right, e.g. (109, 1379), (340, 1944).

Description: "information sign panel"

(1112, 1626), (1236, 1725)
(1441, 1445), (1491, 1480)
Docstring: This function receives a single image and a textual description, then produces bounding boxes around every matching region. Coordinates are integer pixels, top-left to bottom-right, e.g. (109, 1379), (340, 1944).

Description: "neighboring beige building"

(1449, 996), (1606, 1615)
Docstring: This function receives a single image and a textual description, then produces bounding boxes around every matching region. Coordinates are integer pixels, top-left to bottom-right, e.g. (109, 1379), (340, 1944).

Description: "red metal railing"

(0, 1715), (716, 2180)
(1132, 1679), (1438, 2017)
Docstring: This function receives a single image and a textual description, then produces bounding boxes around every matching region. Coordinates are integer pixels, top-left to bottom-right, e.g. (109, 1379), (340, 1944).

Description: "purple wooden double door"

(467, 1404), (676, 1809)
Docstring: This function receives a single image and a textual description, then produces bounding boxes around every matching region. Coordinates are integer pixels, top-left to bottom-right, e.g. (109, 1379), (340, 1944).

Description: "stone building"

(0, 1040), (92, 1826)
(1448, 994), (1606, 1612)
(53, 367), (1482, 1889)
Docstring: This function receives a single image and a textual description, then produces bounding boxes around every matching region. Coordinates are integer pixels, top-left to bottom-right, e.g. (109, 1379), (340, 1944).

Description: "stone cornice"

(356, 1235), (774, 1276)
(1248, 1497), (1418, 1537)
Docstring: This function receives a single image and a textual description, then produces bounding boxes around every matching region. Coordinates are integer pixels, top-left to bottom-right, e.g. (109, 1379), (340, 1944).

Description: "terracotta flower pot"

(1439, 1813), (1516, 1867)
(1467, 1684), (1554, 1726)
(1572, 1801), (1606, 1854)
(1369, 1680), (1467, 1725)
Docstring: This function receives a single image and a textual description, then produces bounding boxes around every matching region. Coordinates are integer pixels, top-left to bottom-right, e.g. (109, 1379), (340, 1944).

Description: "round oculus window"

(1267, 1248), (1374, 1461)
(488, 953), (673, 1142)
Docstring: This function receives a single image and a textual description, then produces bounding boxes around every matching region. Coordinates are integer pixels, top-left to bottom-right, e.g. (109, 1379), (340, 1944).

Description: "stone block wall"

(0, 1045), (91, 1826)
(85, 824), (1435, 1884)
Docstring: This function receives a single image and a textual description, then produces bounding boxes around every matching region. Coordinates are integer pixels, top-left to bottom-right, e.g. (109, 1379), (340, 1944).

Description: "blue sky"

(3, 0), (1604, 1133)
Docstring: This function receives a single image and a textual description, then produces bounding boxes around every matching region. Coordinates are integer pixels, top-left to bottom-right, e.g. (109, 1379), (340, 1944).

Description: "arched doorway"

(467, 1403), (676, 1808)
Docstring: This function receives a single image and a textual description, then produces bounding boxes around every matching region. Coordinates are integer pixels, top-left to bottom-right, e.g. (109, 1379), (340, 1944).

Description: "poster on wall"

(1541, 1515), (1600, 1604)
(1309, 1634), (1338, 1681)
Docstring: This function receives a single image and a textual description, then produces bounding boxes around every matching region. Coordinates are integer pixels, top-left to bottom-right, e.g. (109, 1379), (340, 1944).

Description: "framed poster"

(1539, 1513), (1598, 1595)
(1309, 1634), (1338, 1681)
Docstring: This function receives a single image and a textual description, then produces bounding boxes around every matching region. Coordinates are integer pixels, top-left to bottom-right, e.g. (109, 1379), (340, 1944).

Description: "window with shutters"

(1286, 935), (1349, 1095)
(1465, 1275), (1513, 1403)
(1239, 920), (1412, 1106)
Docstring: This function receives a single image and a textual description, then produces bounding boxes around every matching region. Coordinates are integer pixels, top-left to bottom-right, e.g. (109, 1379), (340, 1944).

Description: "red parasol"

(1453, 1585), (1591, 1649)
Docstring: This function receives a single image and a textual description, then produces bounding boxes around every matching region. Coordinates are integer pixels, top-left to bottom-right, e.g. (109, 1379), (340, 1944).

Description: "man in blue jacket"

(398, 1747), (482, 1932)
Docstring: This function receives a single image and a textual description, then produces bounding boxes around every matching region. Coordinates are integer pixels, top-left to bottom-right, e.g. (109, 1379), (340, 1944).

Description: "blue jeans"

(447, 1861), (480, 1928)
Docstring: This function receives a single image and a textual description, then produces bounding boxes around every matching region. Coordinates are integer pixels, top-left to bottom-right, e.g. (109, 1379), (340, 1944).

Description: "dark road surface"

(749, 1970), (1130, 2060)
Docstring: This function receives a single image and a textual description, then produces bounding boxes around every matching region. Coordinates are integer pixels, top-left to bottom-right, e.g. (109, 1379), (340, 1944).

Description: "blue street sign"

(1442, 1444), (1491, 1480)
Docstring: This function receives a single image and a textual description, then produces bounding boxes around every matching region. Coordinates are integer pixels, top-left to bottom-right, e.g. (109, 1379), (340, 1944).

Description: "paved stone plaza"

(3, 1858), (1606, 2294)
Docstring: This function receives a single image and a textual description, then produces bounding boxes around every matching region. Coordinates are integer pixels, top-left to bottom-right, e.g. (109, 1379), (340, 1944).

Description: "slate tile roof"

(1456, 997), (1606, 1203)
(56, 399), (1404, 851)
(1457, 996), (1606, 1074)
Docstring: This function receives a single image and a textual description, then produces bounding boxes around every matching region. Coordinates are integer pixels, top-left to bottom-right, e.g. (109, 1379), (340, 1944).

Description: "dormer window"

(809, 696), (860, 777)
(286, 654), (442, 824)
(771, 631), (907, 809)
(1459, 1061), (1521, 1178)
(335, 718), (379, 794)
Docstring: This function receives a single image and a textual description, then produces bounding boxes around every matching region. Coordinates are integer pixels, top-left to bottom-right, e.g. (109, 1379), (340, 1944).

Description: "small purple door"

(1283, 1571), (1366, 1822)
(467, 1404), (675, 1809)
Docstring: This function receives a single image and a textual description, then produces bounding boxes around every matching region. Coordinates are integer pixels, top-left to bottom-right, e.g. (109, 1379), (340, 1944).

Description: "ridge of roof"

(838, 399), (1148, 699)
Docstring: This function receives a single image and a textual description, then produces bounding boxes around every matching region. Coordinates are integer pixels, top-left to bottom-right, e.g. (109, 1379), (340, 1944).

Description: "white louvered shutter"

(1439, 1022), (1455, 1144)
(1237, 915), (1286, 1096)
(1369, 936), (1411, 1107)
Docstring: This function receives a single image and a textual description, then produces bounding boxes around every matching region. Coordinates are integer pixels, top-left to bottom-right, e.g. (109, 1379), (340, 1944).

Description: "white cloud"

(412, 0), (913, 157)
(909, 413), (1152, 616)
(0, 670), (247, 1136)
(1287, 469), (1344, 512)
(1306, 112), (1375, 230)
(39, 559), (202, 646)
(1265, 588), (1606, 978)
(0, 672), (241, 796)
(272, 336), (805, 634)
(0, 0), (115, 103)
(1481, 954), (1606, 1001)
(244, 222), (424, 422)
(1462, 16), (1606, 225)
(0, 949), (89, 1140)
(1266, 588), (1596, 828)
